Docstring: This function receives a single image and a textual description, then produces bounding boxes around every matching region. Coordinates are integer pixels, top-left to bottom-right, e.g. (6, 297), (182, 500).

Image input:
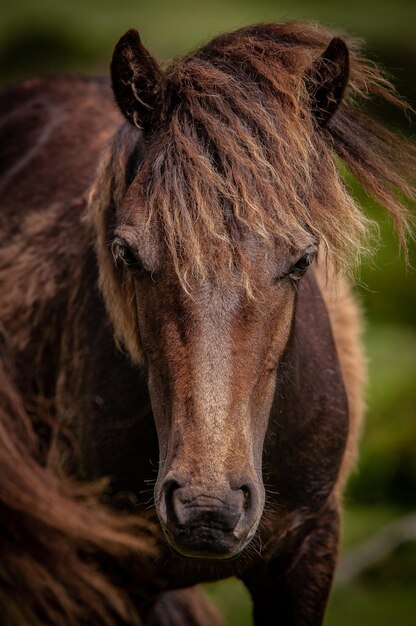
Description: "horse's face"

(108, 27), (348, 559)
(113, 208), (316, 558)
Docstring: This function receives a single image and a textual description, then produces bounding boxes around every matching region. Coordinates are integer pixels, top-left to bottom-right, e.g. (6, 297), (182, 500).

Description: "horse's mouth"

(161, 522), (254, 560)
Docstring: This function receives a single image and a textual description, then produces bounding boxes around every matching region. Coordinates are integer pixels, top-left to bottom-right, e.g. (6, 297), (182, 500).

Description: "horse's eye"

(111, 238), (143, 273)
(289, 252), (315, 280)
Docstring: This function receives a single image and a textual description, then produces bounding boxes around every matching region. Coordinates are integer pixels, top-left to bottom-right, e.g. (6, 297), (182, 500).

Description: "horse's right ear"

(111, 29), (162, 133)
(306, 37), (350, 127)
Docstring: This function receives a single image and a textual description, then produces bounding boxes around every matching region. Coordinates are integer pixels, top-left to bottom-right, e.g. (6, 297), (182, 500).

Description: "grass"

(347, 324), (416, 505)
(325, 583), (416, 626)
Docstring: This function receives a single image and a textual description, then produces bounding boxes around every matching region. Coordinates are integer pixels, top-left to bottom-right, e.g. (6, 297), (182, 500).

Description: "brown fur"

(0, 332), (158, 626)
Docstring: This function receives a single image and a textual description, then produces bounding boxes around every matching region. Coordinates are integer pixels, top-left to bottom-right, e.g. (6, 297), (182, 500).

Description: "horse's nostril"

(230, 476), (255, 506)
(240, 484), (251, 510)
(163, 477), (181, 499)
(159, 474), (188, 526)
(229, 476), (262, 529)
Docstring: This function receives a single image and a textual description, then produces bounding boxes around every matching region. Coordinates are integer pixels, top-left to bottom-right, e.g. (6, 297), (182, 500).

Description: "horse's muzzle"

(157, 475), (262, 559)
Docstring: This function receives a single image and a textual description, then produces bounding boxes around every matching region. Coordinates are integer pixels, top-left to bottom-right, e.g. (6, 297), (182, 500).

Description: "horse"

(0, 20), (415, 626)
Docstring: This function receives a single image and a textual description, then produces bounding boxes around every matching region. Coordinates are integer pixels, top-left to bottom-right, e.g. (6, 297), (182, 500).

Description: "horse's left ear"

(111, 29), (163, 132)
(306, 37), (349, 127)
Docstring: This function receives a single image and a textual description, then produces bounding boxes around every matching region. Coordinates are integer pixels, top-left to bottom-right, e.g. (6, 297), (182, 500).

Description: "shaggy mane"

(130, 21), (415, 292)
(89, 21), (415, 358)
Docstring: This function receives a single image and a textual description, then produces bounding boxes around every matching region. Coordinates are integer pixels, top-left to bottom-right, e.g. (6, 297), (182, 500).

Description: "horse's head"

(95, 25), (352, 559)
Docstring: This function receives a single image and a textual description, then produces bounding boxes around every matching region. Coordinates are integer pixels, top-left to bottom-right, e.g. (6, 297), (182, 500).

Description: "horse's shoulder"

(0, 76), (121, 353)
(0, 75), (121, 233)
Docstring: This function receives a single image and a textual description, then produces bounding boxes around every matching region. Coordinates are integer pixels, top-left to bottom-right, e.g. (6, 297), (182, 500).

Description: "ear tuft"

(111, 29), (163, 133)
(307, 37), (349, 127)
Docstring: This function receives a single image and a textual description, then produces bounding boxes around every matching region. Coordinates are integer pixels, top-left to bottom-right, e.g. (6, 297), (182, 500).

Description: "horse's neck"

(265, 271), (349, 512)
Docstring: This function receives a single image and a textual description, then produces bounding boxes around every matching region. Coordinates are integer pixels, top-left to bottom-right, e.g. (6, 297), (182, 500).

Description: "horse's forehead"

(189, 281), (244, 316)
(158, 272), (287, 332)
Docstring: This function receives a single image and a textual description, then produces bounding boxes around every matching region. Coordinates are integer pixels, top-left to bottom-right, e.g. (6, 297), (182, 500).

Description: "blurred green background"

(1, 1), (415, 623)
